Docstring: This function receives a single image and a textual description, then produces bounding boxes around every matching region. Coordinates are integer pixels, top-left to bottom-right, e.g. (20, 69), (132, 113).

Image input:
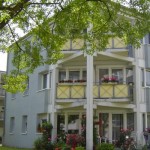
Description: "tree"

(0, 0), (150, 92)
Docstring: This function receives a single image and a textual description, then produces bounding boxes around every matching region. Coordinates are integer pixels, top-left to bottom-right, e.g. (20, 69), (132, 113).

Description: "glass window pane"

(68, 115), (79, 134)
(147, 115), (150, 128)
(37, 113), (47, 133)
(10, 117), (15, 133)
(127, 113), (134, 130)
(69, 71), (79, 81)
(22, 115), (27, 133)
(126, 68), (133, 84)
(99, 113), (109, 138)
(12, 94), (16, 99)
(57, 115), (65, 135)
(141, 69), (144, 86)
(99, 69), (109, 81)
(83, 71), (87, 80)
(43, 74), (47, 89)
(112, 114), (123, 141)
(146, 70), (150, 86)
(112, 69), (123, 83)
(59, 71), (66, 81)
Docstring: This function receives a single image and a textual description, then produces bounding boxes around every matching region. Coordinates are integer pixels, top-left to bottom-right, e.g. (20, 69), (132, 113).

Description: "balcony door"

(112, 114), (123, 141)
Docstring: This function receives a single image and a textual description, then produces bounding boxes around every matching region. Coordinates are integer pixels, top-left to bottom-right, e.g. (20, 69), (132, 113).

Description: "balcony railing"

(56, 83), (133, 100)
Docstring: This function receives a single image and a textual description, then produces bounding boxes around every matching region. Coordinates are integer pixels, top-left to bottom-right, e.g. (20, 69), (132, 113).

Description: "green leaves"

(0, 0), (150, 93)
(3, 74), (28, 93)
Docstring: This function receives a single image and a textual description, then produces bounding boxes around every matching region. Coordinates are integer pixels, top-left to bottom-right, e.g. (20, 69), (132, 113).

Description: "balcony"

(56, 83), (133, 101)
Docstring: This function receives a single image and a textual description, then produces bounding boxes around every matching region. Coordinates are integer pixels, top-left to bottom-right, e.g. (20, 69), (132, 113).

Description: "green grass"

(0, 146), (32, 150)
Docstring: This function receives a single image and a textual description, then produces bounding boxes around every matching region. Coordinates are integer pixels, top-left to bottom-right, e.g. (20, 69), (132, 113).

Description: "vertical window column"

(10, 117), (15, 133)
(22, 115), (28, 133)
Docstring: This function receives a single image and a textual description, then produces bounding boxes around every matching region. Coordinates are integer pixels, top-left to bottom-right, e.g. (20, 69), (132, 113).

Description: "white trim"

(36, 88), (50, 93)
(98, 51), (134, 62)
(57, 51), (83, 65)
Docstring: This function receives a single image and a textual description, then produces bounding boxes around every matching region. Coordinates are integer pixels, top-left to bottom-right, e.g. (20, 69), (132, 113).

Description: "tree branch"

(0, 0), (60, 30)
(7, 23), (24, 52)
(0, 0), (30, 30)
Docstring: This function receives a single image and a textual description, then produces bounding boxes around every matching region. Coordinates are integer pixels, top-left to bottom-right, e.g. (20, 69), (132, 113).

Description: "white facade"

(3, 35), (150, 149)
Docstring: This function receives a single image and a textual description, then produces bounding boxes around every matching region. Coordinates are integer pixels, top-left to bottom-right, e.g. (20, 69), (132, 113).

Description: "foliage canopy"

(0, 0), (150, 92)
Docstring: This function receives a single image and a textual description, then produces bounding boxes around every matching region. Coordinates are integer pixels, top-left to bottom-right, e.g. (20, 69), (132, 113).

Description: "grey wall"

(4, 53), (51, 148)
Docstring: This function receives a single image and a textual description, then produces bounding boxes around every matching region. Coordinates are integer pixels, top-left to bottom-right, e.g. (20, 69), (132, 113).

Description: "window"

(127, 113), (134, 130)
(146, 70), (150, 86)
(10, 117), (15, 133)
(112, 69), (123, 83)
(147, 114), (150, 128)
(37, 113), (47, 133)
(112, 114), (123, 141)
(99, 69), (109, 81)
(11, 94), (16, 99)
(59, 71), (66, 81)
(42, 73), (48, 89)
(141, 69), (144, 86)
(99, 113), (109, 138)
(57, 115), (65, 134)
(68, 114), (79, 134)
(126, 68), (133, 84)
(69, 71), (80, 81)
(82, 71), (87, 80)
(22, 115), (27, 133)
(49, 72), (52, 88)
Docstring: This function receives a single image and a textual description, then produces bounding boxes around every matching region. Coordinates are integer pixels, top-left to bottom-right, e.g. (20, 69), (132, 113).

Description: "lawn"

(0, 146), (32, 150)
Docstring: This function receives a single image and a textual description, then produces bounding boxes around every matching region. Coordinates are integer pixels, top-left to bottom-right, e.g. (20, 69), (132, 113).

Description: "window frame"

(98, 67), (125, 83)
(22, 115), (28, 134)
(145, 69), (150, 87)
(38, 72), (49, 90)
(36, 113), (48, 133)
(58, 69), (87, 82)
(9, 117), (15, 134)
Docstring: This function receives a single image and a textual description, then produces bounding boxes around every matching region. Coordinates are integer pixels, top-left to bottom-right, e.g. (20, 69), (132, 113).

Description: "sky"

(0, 52), (7, 71)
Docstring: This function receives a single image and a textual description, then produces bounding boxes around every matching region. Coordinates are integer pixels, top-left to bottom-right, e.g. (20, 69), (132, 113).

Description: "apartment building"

(3, 34), (150, 149)
(0, 71), (5, 143)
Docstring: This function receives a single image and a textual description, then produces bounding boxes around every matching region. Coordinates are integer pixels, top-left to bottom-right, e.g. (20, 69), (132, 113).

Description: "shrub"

(96, 143), (115, 150)
(75, 146), (85, 150)
(34, 138), (43, 150)
(34, 122), (54, 150)
(62, 144), (71, 150)
(66, 134), (85, 148)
